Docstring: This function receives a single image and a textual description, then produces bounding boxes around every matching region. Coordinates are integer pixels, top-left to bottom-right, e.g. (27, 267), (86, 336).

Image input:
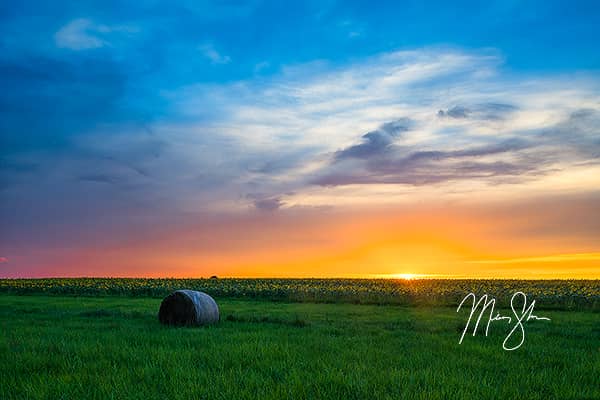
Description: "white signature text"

(457, 291), (551, 351)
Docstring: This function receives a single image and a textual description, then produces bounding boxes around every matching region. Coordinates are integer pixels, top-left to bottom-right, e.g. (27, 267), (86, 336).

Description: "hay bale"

(158, 290), (219, 326)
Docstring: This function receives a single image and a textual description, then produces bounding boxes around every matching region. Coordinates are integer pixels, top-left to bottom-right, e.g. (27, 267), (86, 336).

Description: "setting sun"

(395, 273), (417, 280)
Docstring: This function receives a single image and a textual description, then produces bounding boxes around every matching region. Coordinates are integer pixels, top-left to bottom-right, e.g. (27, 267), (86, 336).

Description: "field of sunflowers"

(1, 278), (598, 310)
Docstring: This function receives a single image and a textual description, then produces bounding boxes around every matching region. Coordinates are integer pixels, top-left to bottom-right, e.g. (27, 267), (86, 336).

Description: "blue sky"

(1, 1), (600, 277)
(2, 0), (599, 153)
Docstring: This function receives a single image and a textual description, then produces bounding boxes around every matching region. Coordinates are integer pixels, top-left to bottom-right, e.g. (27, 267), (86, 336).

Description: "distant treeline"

(1, 278), (598, 311)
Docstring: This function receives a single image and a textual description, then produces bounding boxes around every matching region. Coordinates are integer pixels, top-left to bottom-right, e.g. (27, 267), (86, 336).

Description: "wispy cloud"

(163, 47), (600, 209)
(199, 43), (231, 64)
(437, 103), (517, 120)
(337, 19), (364, 39)
(54, 18), (137, 50)
(4, 47), (600, 224)
(254, 61), (270, 74)
(313, 129), (536, 187)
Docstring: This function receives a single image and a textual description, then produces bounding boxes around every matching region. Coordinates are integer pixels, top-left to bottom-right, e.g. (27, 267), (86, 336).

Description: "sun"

(395, 273), (417, 280)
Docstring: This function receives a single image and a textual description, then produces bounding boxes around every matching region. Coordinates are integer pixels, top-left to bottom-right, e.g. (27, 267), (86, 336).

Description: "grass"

(1, 294), (598, 399)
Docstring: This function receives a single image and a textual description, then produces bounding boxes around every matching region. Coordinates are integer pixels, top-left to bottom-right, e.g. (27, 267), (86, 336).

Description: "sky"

(1, 0), (600, 278)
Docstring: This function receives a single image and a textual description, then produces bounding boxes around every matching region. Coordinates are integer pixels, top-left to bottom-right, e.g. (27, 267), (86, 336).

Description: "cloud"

(55, 19), (106, 50)
(541, 108), (600, 158)
(0, 257), (7, 263)
(334, 118), (413, 160)
(313, 160), (532, 187)
(312, 112), (592, 186)
(312, 110), (592, 187)
(144, 47), (600, 211)
(438, 105), (469, 118)
(337, 19), (364, 39)
(253, 196), (284, 211)
(438, 103), (517, 120)
(254, 61), (270, 74)
(54, 18), (137, 50)
(198, 43), (231, 64)
(3, 47), (600, 244)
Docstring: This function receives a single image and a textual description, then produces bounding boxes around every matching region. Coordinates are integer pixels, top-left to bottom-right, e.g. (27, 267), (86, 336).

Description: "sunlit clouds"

(1, 5), (599, 278)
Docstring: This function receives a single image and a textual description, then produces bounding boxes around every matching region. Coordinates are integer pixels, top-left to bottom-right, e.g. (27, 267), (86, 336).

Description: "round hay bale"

(158, 290), (219, 326)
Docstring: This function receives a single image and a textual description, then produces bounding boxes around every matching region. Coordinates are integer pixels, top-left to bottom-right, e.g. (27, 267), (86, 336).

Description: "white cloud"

(161, 47), (600, 209)
(199, 43), (231, 64)
(18, 46), (598, 213)
(55, 19), (105, 50)
(54, 18), (137, 50)
(254, 61), (270, 73)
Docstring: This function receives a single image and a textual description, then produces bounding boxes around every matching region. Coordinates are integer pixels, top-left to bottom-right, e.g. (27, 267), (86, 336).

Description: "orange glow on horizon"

(4, 194), (599, 279)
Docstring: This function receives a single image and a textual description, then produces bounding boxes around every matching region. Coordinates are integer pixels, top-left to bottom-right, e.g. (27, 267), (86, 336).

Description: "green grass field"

(1, 292), (598, 399)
